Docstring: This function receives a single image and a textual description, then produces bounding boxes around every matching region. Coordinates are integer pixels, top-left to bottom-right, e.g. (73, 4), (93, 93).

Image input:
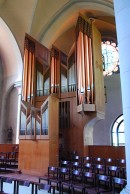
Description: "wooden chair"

(35, 183), (55, 194)
(61, 169), (85, 193)
(46, 166), (59, 190)
(0, 177), (16, 194)
(83, 172), (96, 189)
(0, 155), (7, 171)
(71, 170), (88, 194)
(104, 158), (116, 167)
(96, 174), (111, 194)
(82, 156), (92, 166)
(94, 164), (106, 175)
(39, 166), (59, 191)
(93, 157), (105, 165)
(83, 162), (94, 173)
(57, 167), (71, 193)
(47, 166), (71, 193)
(112, 177), (127, 194)
(60, 160), (70, 169)
(61, 170), (72, 194)
(116, 159), (126, 167)
(116, 159), (126, 178)
(107, 165), (120, 178)
(71, 155), (82, 167)
(70, 151), (78, 157)
(71, 161), (82, 170)
(121, 167), (127, 179)
(6, 152), (18, 168)
(16, 180), (33, 194)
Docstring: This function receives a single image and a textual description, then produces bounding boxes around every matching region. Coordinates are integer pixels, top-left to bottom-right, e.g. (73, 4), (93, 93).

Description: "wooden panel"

(18, 96), (59, 176)
(49, 96), (59, 166)
(84, 145), (125, 159)
(0, 144), (18, 153)
(18, 140), (49, 176)
(60, 91), (76, 98)
(92, 24), (105, 115)
(77, 104), (96, 112)
(60, 97), (96, 158)
(25, 33), (50, 67)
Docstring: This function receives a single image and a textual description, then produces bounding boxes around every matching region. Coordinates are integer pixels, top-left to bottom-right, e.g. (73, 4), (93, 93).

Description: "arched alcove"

(0, 17), (23, 143)
(84, 117), (105, 145)
(3, 86), (18, 143)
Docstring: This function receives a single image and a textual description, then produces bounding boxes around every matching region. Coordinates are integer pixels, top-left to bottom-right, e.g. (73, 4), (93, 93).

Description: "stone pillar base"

(121, 186), (130, 194)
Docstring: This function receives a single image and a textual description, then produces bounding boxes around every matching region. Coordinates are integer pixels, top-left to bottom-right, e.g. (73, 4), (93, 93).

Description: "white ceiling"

(0, 0), (116, 78)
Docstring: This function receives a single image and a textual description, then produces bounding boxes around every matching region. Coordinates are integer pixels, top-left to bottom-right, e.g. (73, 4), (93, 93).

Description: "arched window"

(111, 114), (125, 146)
(101, 40), (120, 76)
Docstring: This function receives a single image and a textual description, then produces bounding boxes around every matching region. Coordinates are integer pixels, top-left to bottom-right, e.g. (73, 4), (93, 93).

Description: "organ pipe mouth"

(88, 17), (95, 23)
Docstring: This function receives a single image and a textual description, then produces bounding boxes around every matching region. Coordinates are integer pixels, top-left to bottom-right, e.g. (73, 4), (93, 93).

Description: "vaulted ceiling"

(0, 0), (115, 78)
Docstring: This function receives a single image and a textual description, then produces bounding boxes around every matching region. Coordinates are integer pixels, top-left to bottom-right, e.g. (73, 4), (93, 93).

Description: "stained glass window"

(111, 114), (125, 146)
(102, 41), (119, 76)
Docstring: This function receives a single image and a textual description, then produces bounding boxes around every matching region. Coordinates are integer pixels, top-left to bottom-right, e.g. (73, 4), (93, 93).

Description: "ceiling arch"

(0, 17), (23, 81)
(39, 0), (115, 49)
(0, 0), (116, 79)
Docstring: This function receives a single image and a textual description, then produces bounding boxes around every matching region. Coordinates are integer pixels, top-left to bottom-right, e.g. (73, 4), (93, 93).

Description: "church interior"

(0, 0), (129, 193)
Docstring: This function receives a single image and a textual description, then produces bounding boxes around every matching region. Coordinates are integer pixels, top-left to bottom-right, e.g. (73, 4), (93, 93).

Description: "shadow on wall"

(3, 87), (18, 143)
(84, 117), (106, 146)
(0, 58), (4, 140)
(93, 118), (107, 145)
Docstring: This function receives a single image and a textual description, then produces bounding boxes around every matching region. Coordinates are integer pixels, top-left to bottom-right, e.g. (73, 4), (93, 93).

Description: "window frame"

(111, 114), (125, 146)
(101, 40), (119, 76)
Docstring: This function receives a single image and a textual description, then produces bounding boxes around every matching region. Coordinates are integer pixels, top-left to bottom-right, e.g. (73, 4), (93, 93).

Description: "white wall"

(93, 74), (123, 145)
(0, 75), (18, 143)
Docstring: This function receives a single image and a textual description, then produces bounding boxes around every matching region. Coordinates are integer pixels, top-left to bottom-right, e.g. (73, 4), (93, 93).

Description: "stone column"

(14, 81), (22, 144)
(114, 0), (130, 193)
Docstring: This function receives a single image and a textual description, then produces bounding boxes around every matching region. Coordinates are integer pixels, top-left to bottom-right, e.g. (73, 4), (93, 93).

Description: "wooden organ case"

(19, 15), (105, 176)
(19, 34), (59, 175)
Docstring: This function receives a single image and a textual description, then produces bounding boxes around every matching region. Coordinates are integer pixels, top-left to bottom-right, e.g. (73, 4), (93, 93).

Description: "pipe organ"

(22, 37), (35, 104)
(19, 15), (105, 175)
(20, 16), (105, 136)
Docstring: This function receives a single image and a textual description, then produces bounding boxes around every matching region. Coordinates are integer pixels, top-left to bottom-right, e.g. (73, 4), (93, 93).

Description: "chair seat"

(96, 174), (111, 194)
(112, 177), (127, 194)
(39, 176), (49, 183)
(61, 181), (72, 186)
(36, 183), (55, 194)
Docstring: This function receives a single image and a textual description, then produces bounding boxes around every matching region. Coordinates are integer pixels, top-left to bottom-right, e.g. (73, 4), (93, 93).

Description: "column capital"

(14, 81), (22, 95)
